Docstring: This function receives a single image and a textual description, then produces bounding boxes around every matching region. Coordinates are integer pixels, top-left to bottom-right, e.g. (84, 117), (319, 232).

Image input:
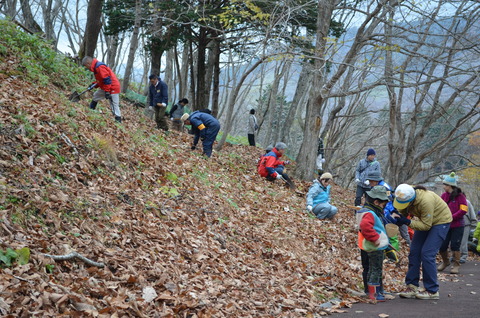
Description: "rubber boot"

(368, 284), (386, 303)
(89, 100), (98, 110)
(450, 251), (461, 274)
(437, 251), (450, 271)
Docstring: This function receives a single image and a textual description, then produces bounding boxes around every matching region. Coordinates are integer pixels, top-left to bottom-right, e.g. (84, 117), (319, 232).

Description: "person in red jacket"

(82, 56), (122, 123)
(257, 142), (293, 187)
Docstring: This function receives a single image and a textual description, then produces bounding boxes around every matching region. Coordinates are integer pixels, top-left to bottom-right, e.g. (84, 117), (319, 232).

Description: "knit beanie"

(366, 148), (376, 156)
(275, 142), (287, 150)
(443, 172), (457, 187)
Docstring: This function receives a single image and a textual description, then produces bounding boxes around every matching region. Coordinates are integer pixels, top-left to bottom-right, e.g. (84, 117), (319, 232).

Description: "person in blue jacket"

(306, 172), (338, 219)
(181, 111), (220, 157)
(148, 74), (169, 131)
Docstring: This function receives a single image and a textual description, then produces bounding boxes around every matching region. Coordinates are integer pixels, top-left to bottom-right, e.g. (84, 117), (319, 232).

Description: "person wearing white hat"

(181, 111), (220, 157)
(306, 172), (337, 219)
(393, 184), (452, 300)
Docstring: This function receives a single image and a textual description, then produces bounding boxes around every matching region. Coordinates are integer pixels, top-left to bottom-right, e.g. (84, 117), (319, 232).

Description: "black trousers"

(248, 134), (255, 146)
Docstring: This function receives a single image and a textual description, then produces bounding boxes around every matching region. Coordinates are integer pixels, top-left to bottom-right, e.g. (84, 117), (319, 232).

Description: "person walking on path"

(148, 74), (169, 131)
(247, 109), (258, 146)
(306, 172), (338, 220)
(81, 56), (122, 123)
(393, 184), (452, 300)
(437, 172), (468, 274)
(460, 199), (477, 263)
(168, 98), (188, 132)
(181, 111), (220, 158)
(356, 186), (391, 302)
(354, 148), (381, 206)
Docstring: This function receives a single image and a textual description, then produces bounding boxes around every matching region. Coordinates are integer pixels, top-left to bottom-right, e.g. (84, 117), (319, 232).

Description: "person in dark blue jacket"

(148, 74), (169, 131)
(181, 111), (220, 157)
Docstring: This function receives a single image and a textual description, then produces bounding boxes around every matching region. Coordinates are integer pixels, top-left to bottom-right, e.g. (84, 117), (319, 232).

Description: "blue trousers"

(439, 226), (464, 252)
(202, 124), (220, 157)
(406, 223), (450, 293)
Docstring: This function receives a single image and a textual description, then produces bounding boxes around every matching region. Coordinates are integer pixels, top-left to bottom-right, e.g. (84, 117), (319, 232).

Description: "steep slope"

(0, 20), (407, 316)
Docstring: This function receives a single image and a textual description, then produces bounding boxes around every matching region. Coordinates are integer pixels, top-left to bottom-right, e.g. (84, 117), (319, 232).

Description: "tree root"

(43, 252), (105, 268)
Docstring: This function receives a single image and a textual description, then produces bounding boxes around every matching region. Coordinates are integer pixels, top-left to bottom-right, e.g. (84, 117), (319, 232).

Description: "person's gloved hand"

(87, 83), (96, 90)
(149, 106), (153, 111)
(284, 160), (291, 165)
(276, 173), (283, 180)
(306, 205), (313, 212)
(374, 238), (382, 246)
(105, 92), (111, 100)
(395, 215), (411, 226)
(191, 145), (196, 150)
(364, 180), (370, 186)
(355, 178), (360, 183)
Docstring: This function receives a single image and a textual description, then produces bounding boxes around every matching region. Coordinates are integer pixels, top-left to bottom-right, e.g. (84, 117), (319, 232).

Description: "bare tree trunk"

(189, 39), (197, 110)
(121, 0), (142, 93)
(19, 0), (44, 34)
(195, 26), (209, 109)
(164, 48), (175, 103)
(78, 0), (103, 59)
(293, 1), (335, 180)
(0, 0), (19, 17)
(211, 40), (221, 118)
(106, 34), (119, 68)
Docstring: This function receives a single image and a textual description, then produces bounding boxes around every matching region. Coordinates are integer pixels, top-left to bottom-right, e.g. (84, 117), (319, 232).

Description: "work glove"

(149, 106), (153, 111)
(284, 160), (291, 165)
(364, 180), (370, 186)
(191, 145), (196, 150)
(87, 83), (96, 90)
(105, 92), (112, 100)
(306, 205), (313, 212)
(395, 215), (411, 226)
(355, 178), (360, 183)
(276, 173), (283, 180)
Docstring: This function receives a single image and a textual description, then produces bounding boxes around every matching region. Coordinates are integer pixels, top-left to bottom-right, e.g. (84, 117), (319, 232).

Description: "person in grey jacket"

(168, 98), (188, 132)
(247, 109), (258, 146)
(354, 148), (381, 206)
(460, 200), (477, 263)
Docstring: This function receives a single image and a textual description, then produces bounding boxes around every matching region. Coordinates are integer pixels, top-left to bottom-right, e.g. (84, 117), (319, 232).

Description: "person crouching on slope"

(306, 172), (338, 220)
(181, 111), (220, 158)
(356, 186), (390, 302)
(257, 142), (293, 187)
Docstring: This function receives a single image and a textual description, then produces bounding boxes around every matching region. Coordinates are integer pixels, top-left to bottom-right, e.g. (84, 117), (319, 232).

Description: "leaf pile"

(0, 36), (413, 318)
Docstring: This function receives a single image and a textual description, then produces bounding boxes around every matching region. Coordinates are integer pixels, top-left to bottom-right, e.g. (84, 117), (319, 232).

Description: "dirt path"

(331, 259), (480, 318)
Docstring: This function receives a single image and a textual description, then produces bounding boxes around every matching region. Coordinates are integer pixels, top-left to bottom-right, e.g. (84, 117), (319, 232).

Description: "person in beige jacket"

(392, 184), (452, 300)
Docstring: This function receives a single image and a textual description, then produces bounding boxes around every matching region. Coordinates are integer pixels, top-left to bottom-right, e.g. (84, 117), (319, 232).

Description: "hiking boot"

(415, 291), (439, 300)
(399, 284), (419, 299)
(437, 251), (450, 271)
(450, 251), (461, 274)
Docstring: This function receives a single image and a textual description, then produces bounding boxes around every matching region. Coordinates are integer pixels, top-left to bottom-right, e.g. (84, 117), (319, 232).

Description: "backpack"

(257, 155), (268, 177)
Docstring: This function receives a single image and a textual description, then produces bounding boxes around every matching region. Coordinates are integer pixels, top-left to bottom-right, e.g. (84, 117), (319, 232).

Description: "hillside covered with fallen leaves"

(0, 20), (411, 317)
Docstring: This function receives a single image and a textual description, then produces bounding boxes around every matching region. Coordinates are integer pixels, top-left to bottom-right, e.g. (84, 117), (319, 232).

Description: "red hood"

(273, 148), (282, 158)
(89, 58), (98, 72)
